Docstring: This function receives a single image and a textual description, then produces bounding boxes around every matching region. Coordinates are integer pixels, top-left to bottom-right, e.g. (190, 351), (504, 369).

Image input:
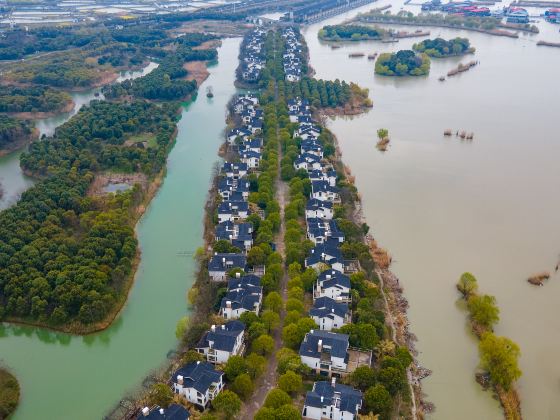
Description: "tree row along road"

(242, 35), (289, 418)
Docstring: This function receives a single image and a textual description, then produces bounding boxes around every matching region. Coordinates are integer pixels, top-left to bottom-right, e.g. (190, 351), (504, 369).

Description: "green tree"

(231, 373), (255, 400)
(149, 383), (173, 408)
(212, 390), (241, 419)
(264, 388), (292, 409)
(224, 355), (248, 381)
(457, 272), (478, 298)
(364, 384), (392, 419)
(377, 367), (407, 396)
(246, 352), (267, 379)
(278, 370), (303, 395)
(255, 407), (276, 420)
(377, 128), (388, 139)
(175, 316), (190, 339)
(262, 310), (281, 332)
(264, 292), (283, 313)
(349, 366), (376, 391)
(180, 350), (204, 366)
(274, 404), (302, 419)
(252, 334), (275, 356)
(479, 332), (522, 390)
(467, 294), (499, 330)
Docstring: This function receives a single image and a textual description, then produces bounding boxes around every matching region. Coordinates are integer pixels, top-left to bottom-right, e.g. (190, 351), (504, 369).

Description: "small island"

(318, 24), (384, 41)
(0, 368), (20, 419)
(0, 115), (35, 156)
(375, 50), (431, 76)
(413, 37), (475, 57)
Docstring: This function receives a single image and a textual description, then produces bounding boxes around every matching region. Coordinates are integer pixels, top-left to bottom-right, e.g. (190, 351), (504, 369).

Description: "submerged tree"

(479, 332), (522, 390)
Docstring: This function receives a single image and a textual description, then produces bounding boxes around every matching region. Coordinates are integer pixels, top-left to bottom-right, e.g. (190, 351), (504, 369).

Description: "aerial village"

(136, 25), (406, 420)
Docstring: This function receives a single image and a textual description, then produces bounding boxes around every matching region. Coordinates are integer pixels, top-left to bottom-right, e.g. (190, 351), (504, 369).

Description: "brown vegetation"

(527, 271), (550, 286)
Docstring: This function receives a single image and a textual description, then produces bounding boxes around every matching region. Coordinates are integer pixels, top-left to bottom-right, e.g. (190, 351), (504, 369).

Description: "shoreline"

(6, 99), (76, 120)
(321, 114), (429, 417)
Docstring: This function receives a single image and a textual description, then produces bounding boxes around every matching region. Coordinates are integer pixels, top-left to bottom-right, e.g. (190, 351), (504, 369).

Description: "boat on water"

(349, 52), (365, 58)
(381, 38), (399, 43)
(368, 53), (378, 60)
(206, 86), (214, 98)
(331, 45), (341, 49)
(439, 76), (446, 81)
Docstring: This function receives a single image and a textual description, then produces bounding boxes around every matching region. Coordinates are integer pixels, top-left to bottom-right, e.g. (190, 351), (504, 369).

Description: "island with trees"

(456, 273), (522, 419)
(0, 368), (19, 419)
(354, 10), (538, 37)
(318, 24), (384, 41)
(0, 115), (35, 155)
(413, 37), (475, 57)
(375, 50), (431, 76)
(0, 28), (220, 334)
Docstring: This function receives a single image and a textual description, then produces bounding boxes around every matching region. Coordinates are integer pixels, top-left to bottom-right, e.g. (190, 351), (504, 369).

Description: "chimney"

(222, 257), (226, 263)
(211, 325), (216, 332)
(318, 339), (323, 353)
(331, 377), (336, 387)
(159, 408), (164, 415)
(226, 300), (232, 308)
(221, 324), (225, 330)
(177, 375), (184, 385)
(236, 272), (241, 279)
(326, 274), (331, 280)
(320, 396), (324, 403)
(142, 407), (150, 417)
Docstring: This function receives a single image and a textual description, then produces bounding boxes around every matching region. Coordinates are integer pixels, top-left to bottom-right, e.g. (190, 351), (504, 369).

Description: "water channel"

(302, 3), (560, 419)
(0, 38), (240, 419)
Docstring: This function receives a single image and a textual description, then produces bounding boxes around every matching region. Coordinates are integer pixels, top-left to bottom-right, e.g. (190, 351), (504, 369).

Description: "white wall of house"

(312, 314), (346, 331)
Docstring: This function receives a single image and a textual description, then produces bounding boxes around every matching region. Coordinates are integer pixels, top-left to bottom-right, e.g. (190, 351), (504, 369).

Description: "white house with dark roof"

(306, 199), (334, 220)
(217, 201), (249, 223)
(310, 297), (351, 331)
(314, 269), (351, 302)
(215, 221), (253, 252)
(138, 404), (190, 420)
(172, 362), (224, 408)
(311, 180), (339, 203)
(223, 162), (248, 179)
(220, 274), (263, 319)
(208, 253), (247, 281)
(294, 153), (322, 172)
(195, 321), (245, 364)
(302, 379), (362, 420)
(240, 150), (261, 169)
(299, 330), (349, 375)
(305, 242), (344, 273)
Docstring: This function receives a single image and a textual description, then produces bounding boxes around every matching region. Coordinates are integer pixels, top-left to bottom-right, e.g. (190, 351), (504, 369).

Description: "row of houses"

(138, 94), (271, 418)
(284, 94), (368, 419)
(240, 27), (266, 82)
(282, 27), (304, 82)
(210, 93), (266, 282)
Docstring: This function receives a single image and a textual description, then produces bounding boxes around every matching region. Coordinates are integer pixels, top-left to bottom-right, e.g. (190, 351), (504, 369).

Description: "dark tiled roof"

(299, 330), (349, 359)
(197, 321), (245, 352)
(304, 382), (362, 414)
(139, 404), (190, 420)
(318, 269), (351, 289)
(208, 254), (247, 272)
(306, 198), (333, 211)
(173, 362), (223, 394)
(309, 297), (349, 319)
